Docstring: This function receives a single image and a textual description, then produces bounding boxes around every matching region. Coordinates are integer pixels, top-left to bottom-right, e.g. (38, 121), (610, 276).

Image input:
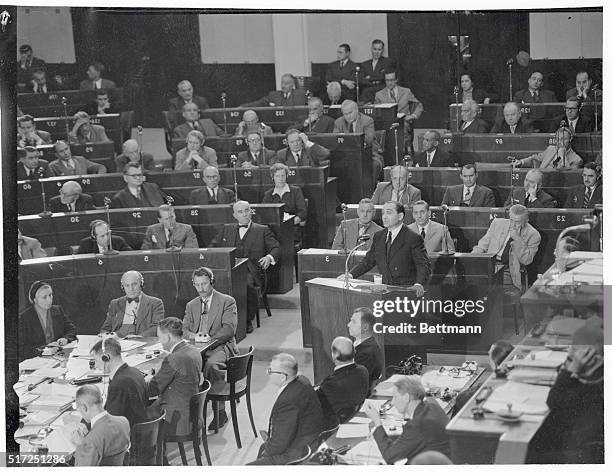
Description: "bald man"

(114, 139), (156, 172)
(289, 96), (335, 133)
(49, 180), (95, 213)
(490, 102), (535, 134)
(168, 80), (209, 115)
(241, 73), (307, 108)
(316, 336), (369, 429)
(173, 103), (223, 139)
(234, 110), (274, 137)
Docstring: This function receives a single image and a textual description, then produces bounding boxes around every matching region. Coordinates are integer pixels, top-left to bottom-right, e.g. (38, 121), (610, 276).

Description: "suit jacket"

(141, 222), (198, 250)
(375, 86), (423, 119)
(564, 184), (602, 208)
(114, 152), (156, 173)
(49, 193), (95, 213)
(17, 159), (53, 180)
(326, 59), (359, 98)
(549, 114), (594, 133)
(18, 305), (77, 361)
(359, 56), (397, 87)
(173, 119), (223, 139)
(106, 363), (149, 426)
(79, 78), (117, 90)
(49, 156), (107, 176)
(262, 185), (307, 221)
(175, 146), (218, 170)
(317, 363), (369, 429)
(514, 88), (558, 104)
(236, 148), (277, 167)
(290, 114), (336, 134)
(441, 184), (496, 207)
(371, 182), (421, 207)
(460, 118), (490, 133)
(333, 113), (375, 146)
(18, 130), (52, 147)
(82, 102), (121, 117)
(566, 87), (599, 102)
(100, 293), (165, 336)
(275, 143), (330, 167)
(27, 79), (61, 94)
(168, 95), (209, 114)
(242, 89), (307, 108)
(351, 225), (431, 286)
(182, 290), (239, 356)
(355, 337), (384, 390)
(110, 182), (167, 209)
(18, 235), (47, 260)
(451, 88), (492, 104)
(504, 188), (557, 208)
(412, 149), (452, 167)
(148, 341), (202, 436)
(407, 220), (455, 254)
(189, 186), (235, 205)
(331, 219), (382, 251)
(521, 145), (583, 169)
(472, 218), (541, 289)
(372, 399), (450, 464)
(74, 413), (130, 466)
(259, 375), (324, 464)
(70, 124), (110, 145)
(77, 235), (132, 255)
(490, 117), (535, 134)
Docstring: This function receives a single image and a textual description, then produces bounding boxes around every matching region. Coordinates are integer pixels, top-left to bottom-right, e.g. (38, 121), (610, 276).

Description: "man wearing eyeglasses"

(236, 131), (277, 168)
(249, 353), (324, 465)
(549, 97), (594, 133)
(110, 162), (167, 209)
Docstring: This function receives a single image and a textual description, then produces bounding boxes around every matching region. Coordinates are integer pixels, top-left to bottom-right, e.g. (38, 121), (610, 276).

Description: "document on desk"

(336, 423), (371, 438)
(342, 439), (385, 465)
(483, 381), (550, 415)
(507, 367), (557, 386)
(421, 369), (472, 392)
(31, 367), (68, 378)
(19, 357), (57, 371)
(510, 350), (567, 368)
(45, 424), (76, 454)
(546, 317), (586, 336)
(31, 382), (79, 398)
(123, 353), (152, 367)
(119, 339), (147, 352)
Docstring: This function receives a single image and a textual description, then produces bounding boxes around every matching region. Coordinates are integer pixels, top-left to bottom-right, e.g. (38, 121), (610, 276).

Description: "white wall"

(16, 6), (76, 63)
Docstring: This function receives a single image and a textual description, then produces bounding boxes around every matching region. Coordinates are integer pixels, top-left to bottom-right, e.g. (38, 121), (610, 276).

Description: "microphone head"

(229, 154), (238, 163)
(165, 195), (174, 205)
(390, 123), (400, 129)
(357, 234), (371, 243)
(441, 204), (450, 212)
(505, 58), (514, 66)
(137, 125), (143, 132)
(259, 122), (266, 130)
(559, 119), (567, 128)
(355, 65), (360, 72)
(340, 203), (348, 212)
(61, 96), (67, 104)
(221, 92), (227, 99)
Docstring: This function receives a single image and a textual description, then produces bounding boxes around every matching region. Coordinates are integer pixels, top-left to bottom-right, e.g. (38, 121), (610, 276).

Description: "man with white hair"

(325, 81), (343, 105)
(49, 180), (95, 213)
(241, 73), (307, 107)
(458, 99), (489, 133)
(504, 169), (558, 208)
(490, 102), (534, 134)
(114, 138), (156, 172)
(289, 96), (335, 133)
(234, 110), (273, 137)
(168, 79), (209, 114)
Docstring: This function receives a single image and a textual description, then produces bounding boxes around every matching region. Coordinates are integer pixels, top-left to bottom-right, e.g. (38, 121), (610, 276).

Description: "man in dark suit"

(17, 146), (53, 180)
(82, 88), (121, 116)
(183, 267), (239, 431)
(76, 219), (132, 255)
(89, 337), (148, 427)
(49, 140), (107, 176)
(441, 164), (496, 207)
(344, 201), (431, 296)
(234, 110), (274, 137)
(236, 131), (277, 168)
(363, 376), (450, 464)
(316, 337), (369, 430)
(289, 96), (335, 133)
(332, 198), (382, 251)
(275, 129), (330, 166)
(18, 44), (46, 91)
(504, 169), (557, 208)
(141, 204), (198, 250)
(110, 163), (167, 209)
(549, 97), (594, 133)
(325, 44), (358, 102)
(172, 103), (223, 139)
(99, 270), (164, 337)
(145, 317), (203, 437)
(241, 73), (307, 107)
(249, 353), (324, 465)
(513, 71), (558, 104)
(168, 80), (209, 118)
(490, 102), (535, 134)
(68, 111), (111, 145)
(28, 68), (61, 93)
(80, 61), (117, 90)
(189, 166), (236, 204)
(347, 307), (384, 392)
(566, 71), (599, 103)
(114, 139), (156, 173)
(412, 130), (453, 167)
(458, 99), (490, 133)
(564, 162), (602, 208)
(359, 39), (397, 104)
(211, 200), (281, 333)
(17, 115), (51, 147)
(49, 181), (96, 213)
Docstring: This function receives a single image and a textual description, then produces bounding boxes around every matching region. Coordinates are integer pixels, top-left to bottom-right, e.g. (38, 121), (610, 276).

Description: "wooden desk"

(18, 88), (125, 117)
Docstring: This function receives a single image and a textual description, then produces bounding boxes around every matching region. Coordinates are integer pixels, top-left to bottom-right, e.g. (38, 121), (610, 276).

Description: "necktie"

(127, 297), (139, 304)
(524, 194), (531, 207)
(390, 89), (397, 102)
(284, 93), (289, 100)
(295, 152), (301, 166)
(427, 153), (433, 166)
(199, 297), (209, 333)
(420, 228), (425, 240)
(193, 121), (199, 130)
(583, 188), (593, 208)
(166, 228), (173, 248)
(463, 187), (472, 204)
(569, 121), (575, 133)
(239, 224), (249, 228)
(67, 160), (75, 169)
(67, 203), (74, 213)
(358, 224), (368, 236)
(136, 188), (142, 201)
(252, 152), (258, 163)
(500, 235), (513, 265)
(385, 231), (392, 258)
(351, 122), (356, 133)
(209, 188), (217, 204)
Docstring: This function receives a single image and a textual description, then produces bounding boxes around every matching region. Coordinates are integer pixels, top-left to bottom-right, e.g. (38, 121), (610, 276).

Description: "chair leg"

(263, 294), (272, 318)
(246, 389), (258, 437)
(178, 442), (188, 465)
(193, 440), (202, 466)
(201, 428), (212, 466)
(230, 398), (242, 449)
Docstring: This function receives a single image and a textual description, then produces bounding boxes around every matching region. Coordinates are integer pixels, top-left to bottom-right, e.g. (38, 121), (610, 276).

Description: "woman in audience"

(262, 163), (307, 225)
(18, 281), (77, 361)
(451, 72), (495, 104)
(175, 129), (218, 170)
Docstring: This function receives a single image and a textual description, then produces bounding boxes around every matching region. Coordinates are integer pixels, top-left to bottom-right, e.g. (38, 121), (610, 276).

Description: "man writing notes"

(342, 201), (431, 297)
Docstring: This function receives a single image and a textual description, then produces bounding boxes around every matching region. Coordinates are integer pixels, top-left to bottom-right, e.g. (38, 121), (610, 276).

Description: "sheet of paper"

(50, 411), (82, 429)
(44, 424), (76, 454)
(507, 368), (557, 386)
(336, 423), (370, 438)
(24, 410), (60, 426)
(31, 382), (79, 398)
(143, 342), (163, 352)
(510, 350), (567, 368)
(19, 357), (57, 371)
(29, 395), (74, 409)
(119, 339), (147, 352)
(421, 369), (472, 392)
(483, 381), (550, 415)
(341, 439), (385, 465)
(14, 425), (42, 438)
(123, 353), (152, 367)
(546, 317), (586, 336)
(19, 393), (40, 406)
(348, 416), (371, 424)
(31, 367), (68, 378)
(65, 358), (95, 380)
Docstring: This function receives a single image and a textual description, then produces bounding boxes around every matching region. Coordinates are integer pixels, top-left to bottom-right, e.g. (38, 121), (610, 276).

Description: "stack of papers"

(119, 339), (147, 352)
(31, 367), (68, 378)
(123, 353), (152, 367)
(341, 440), (385, 465)
(510, 350), (567, 369)
(18, 393), (40, 406)
(31, 382), (79, 398)
(507, 368), (558, 386)
(29, 395), (73, 411)
(19, 357), (57, 371)
(421, 369), (472, 392)
(23, 410), (60, 426)
(44, 424), (77, 454)
(336, 423), (370, 438)
(546, 317), (586, 336)
(483, 381), (550, 415)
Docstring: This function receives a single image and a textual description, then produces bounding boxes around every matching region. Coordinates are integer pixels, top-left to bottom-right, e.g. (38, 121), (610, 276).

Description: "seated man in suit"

(511, 128), (583, 169)
(360, 39), (397, 104)
(18, 44), (46, 91)
(115, 138), (156, 172)
(566, 70), (599, 102)
(145, 317), (203, 437)
(363, 376), (451, 464)
(375, 70), (423, 154)
(564, 162), (602, 208)
(70, 385), (130, 466)
(77, 219), (132, 255)
(316, 336), (369, 430)
(83, 88), (120, 116)
(100, 270), (164, 337)
(69, 111), (111, 145)
(80, 61), (117, 90)
(168, 80), (209, 119)
(183, 267), (239, 431)
(17, 228), (47, 260)
(262, 163), (307, 225)
(110, 163), (167, 208)
(324, 81), (343, 106)
(504, 169), (558, 208)
(249, 353), (324, 465)
(332, 198), (382, 251)
(236, 131), (277, 167)
(234, 110), (274, 137)
(490, 102), (535, 134)
(189, 165), (236, 205)
(17, 114), (51, 147)
(172, 102), (223, 139)
(343, 201), (431, 297)
(289, 96), (335, 133)
(49, 140), (107, 176)
(347, 307), (384, 392)
(211, 200), (281, 333)
(175, 130), (218, 170)
(513, 71), (558, 129)
(472, 204), (541, 291)
(28, 67), (61, 93)
(325, 44), (358, 102)
(549, 96), (593, 133)
(408, 200), (455, 254)
(372, 165), (421, 209)
(441, 163), (496, 207)
(141, 204), (198, 250)
(276, 129), (330, 167)
(17, 146), (53, 180)
(458, 99), (490, 133)
(241, 73), (307, 107)
(413, 130), (452, 167)
(49, 180), (96, 213)
(89, 337), (149, 427)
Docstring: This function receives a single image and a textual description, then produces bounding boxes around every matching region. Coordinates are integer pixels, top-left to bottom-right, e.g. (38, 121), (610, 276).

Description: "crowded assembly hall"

(10, 6), (604, 468)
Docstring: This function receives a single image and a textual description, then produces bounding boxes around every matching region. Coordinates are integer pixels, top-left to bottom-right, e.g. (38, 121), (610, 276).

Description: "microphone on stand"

(37, 168), (52, 218)
(102, 197), (119, 255)
(390, 122), (400, 165)
(221, 92), (228, 135)
(554, 120), (569, 168)
(136, 125), (144, 165)
(339, 203), (349, 255)
(344, 234), (371, 288)
(164, 196), (181, 252)
(592, 84), (600, 132)
(354, 66), (361, 105)
(453, 85), (460, 132)
(505, 58), (514, 66)
(506, 58), (514, 101)
(259, 122), (267, 151)
(229, 154), (239, 202)
(61, 97), (70, 143)
(439, 205), (455, 255)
